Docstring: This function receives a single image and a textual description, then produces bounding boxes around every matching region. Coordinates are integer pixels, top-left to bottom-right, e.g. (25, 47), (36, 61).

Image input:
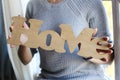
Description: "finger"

(11, 22), (14, 26)
(9, 26), (14, 32)
(96, 49), (113, 54)
(8, 35), (15, 48)
(100, 58), (107, 62)
(92, 28), (97, 37)
(10, 45), (15, 48)
(20, 34), (28, 45)
(91, 28), (97, 40)
(107, 43), (113, 48)
(89, 58), (107, 64)
(97, 42), (113, 48)
(8, 34), (12, 39)
(102, 36), (109, 41)
(23, 22), (29, 29)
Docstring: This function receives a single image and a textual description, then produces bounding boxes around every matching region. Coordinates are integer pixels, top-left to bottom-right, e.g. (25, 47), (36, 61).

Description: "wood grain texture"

(8, 16), (110, 61)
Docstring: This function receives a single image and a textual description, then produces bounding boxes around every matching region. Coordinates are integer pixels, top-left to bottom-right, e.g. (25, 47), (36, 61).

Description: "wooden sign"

(8, 16), (110, 61)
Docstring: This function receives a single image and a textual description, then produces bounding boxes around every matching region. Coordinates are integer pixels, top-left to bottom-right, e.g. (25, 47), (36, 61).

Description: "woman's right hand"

(8, 22), (29, 48)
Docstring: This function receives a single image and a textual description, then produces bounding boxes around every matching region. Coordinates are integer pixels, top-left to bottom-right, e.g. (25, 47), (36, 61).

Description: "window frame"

(112, 0), (120, 80)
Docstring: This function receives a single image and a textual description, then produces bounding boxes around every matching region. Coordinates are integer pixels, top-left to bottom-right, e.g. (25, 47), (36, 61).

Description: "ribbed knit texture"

(26, 0), (111, 80)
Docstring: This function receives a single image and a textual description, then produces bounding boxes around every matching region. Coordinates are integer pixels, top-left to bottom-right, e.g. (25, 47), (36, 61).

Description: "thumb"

(23, 22), (29, 29)
(20, 34), (28, 45)
(92, 28), (97, 37)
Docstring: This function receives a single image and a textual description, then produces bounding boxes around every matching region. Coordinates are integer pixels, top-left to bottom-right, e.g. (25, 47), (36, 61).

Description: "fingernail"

(103, 37), (109, 41)
(108, 44), (113, 48)
(97, 42), (101, 46)
(108, 50), (113, 54)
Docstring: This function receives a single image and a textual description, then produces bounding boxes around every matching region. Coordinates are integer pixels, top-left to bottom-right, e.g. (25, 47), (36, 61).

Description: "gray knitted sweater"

(26, 0), (111, 80)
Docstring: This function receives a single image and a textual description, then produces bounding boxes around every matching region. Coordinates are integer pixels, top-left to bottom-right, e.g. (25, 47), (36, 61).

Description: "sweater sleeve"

(25, 1), (33, 20)
(88, 0), (112, 41)
(25, 1), (38, 56)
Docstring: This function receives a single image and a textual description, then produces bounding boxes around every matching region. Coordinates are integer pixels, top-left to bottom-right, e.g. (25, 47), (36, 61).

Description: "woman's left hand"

(89, 36), (114, 64)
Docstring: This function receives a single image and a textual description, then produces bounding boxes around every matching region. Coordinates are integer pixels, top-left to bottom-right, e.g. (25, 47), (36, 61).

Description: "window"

(112, 0), (120, 80)
(103, 1), (115, 80)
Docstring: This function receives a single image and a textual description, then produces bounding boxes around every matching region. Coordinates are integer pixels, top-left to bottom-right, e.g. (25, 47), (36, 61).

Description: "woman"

(11, 0), (113, 80)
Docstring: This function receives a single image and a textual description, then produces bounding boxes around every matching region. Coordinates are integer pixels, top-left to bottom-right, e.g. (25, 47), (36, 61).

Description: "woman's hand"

(82, 29), (114, 64)
(96, 36), (113, 63)
(8, 22), (29, 48)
